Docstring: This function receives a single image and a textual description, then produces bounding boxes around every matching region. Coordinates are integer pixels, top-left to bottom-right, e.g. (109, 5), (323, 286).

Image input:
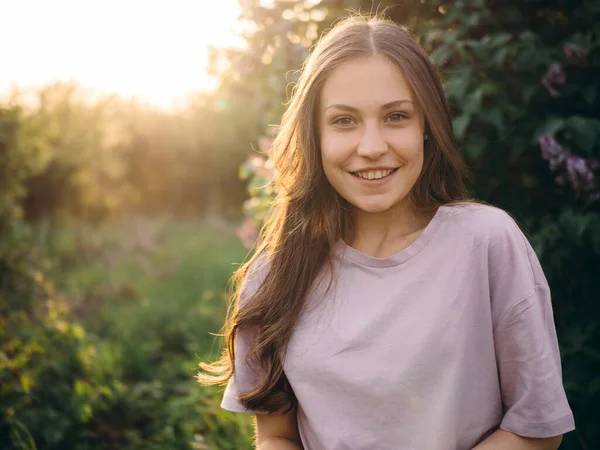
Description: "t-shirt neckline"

(334, 205), (448, 268)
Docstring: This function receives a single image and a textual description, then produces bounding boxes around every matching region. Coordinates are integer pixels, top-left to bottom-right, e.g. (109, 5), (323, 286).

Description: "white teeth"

(355, 169), (394, 180)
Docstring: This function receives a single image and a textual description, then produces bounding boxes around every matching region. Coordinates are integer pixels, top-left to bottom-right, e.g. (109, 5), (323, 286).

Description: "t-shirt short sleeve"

(486, 209), (575, 437)
(494, 284), (575, 437)
(220, 257), (272, 415)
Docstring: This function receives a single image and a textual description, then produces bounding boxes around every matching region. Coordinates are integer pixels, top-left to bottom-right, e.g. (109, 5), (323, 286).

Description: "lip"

(349, 167), (399, 186)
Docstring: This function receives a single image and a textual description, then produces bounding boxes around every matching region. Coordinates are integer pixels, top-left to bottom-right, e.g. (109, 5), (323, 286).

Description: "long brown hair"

(197, 14), (470, 413)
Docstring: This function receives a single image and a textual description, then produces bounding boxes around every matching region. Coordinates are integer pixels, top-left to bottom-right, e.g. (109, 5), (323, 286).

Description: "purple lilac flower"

(563, 43), (588, 65)
(541, 63), (566, 97)
(566, 155), (596, 194)
(588, 158), (600, 171)
(540, 135), (567, 170)
(539, 134), (600, 201)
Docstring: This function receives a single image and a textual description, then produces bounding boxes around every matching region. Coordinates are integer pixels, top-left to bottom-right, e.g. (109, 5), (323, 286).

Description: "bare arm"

(257, 437), (303, 450)
(472, 429), (563, 450)
(255, 403), (303, 450)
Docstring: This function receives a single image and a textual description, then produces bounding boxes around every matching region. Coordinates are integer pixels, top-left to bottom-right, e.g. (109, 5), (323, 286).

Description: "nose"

(356, 121), (387, 159)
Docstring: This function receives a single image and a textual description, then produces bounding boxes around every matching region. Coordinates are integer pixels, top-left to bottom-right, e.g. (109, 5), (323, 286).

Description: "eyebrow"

(322, 99), (414, 113)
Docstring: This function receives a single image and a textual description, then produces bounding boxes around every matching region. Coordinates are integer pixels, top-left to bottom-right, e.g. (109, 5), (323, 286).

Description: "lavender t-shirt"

(221, 203), (575, 449)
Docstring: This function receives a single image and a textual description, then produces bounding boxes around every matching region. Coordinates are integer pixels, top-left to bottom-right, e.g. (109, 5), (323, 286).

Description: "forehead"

(320, 54), (414, 109)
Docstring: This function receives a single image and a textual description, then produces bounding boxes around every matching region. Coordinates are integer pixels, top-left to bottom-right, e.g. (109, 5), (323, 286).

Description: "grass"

(42, 216), (257, 449)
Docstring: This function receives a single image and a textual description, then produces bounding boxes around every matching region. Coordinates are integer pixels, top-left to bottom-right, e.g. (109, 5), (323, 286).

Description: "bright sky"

(0, 0), (244, 109)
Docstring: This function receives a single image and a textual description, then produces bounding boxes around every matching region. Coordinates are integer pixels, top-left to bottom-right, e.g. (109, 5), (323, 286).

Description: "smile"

(351, 168), (399, 180)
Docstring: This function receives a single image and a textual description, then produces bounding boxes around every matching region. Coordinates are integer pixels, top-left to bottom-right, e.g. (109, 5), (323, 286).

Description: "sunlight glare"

(0, 0), (243, 109)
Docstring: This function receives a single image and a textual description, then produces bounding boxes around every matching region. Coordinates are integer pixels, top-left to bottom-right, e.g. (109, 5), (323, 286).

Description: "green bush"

(1, 103), (254, 448)
(0, 104), (123, 450)
(1, 219), (256, 449)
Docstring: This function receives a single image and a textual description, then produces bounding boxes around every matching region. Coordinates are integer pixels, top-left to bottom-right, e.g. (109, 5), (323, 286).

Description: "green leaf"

(464, 135), (487, 159)
(442, 31), (458, 45)
(430, 45), (453, 65)
(510, 137), (528, 157)
(466, 39), (486, 59)
(558, 210), (599, 240)
(465, 13), (481, 27)
(532, 117), (565, 143)
(480, 82), (501, 96)
(566, 116), (600, 153)
(518, 29), (537, 42)
(444, 71), (472, 99)
(464, 88), (483, 115)
(453, 115), (471, 140)
(484, 109), (505, 133)
(522, 85), (538, 104)
(493, 47), (509, 68)
(491, 33), (512, 47)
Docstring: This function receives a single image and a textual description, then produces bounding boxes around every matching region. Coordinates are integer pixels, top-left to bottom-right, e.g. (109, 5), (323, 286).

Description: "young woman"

(198, 15), (575, 450)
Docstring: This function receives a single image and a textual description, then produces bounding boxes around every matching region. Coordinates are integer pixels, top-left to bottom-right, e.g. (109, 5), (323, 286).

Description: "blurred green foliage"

(3, 81), (262, 224)
(1, 216), (255, 449)
(2, 98), (255, 450)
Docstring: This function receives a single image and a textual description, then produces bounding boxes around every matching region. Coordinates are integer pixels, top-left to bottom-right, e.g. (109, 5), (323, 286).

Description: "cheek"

(320, 130), (356, 167)
(389, 132), (424, 165)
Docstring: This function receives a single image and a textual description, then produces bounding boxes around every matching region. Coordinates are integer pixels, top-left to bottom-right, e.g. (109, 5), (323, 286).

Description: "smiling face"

(318, 54), (426, 216)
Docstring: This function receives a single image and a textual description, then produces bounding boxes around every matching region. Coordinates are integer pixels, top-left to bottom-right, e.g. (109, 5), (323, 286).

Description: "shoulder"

(441, 201), (533, 251)
(442, 201), (548, 288)
(442, 201), (524, 238)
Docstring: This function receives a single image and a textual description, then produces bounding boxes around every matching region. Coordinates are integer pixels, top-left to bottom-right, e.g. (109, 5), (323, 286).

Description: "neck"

(346, 201), (436, 257)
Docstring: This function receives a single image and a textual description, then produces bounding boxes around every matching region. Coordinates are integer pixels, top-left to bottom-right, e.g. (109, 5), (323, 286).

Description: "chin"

(352, 200), (397, 214)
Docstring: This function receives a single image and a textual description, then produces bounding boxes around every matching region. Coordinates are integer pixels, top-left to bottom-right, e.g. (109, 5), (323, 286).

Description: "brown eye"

(385, 112), (407, 122)
(332, 116), (355, 126)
